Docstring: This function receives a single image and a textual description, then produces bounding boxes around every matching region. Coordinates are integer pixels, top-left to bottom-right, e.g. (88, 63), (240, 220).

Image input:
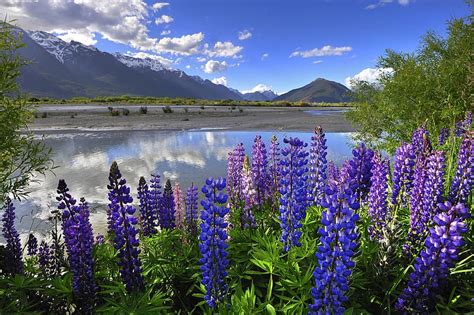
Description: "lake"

(13, 130), (355, 239)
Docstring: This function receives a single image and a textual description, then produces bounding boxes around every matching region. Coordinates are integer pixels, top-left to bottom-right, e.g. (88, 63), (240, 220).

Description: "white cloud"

(312, 60), (323, 64)
(160, 30), (171, 35)
(202, 60), (228, 73)
(206, 41), (243, 58)
(185, 64), (191, 69)
(344, 67), (394, 88)
(238, 29), (252, 40)
(290, 45), (352, 58)
(211, 76), (227, 86)
(155, 33), (204, 55)
(196, 57), (207, 63)
(57, 30), (97, 46)
(366, 0), (411, 9)
(241, 83), (272, 94)
(261, 53), (269, 60)
(152, 2), (169, 11)
(124, 51), (175, 68)
(155, 15), (174, 25)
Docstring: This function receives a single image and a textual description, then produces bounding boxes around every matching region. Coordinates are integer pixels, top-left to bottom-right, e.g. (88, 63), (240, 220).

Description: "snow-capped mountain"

(237, 85), (278, 101)
(16, 27), (243, 100)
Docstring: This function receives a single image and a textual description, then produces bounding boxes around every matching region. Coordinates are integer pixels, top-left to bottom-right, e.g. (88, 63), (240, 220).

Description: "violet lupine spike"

(367, 153), (389, 240)
(241, 155), (257, 229)
(310, 176), (360, 314)
(38, 240), (53, 278)
(347, 143), (374, 204)
(396, 202), (470, 313)
(391, 143), (416, 206)
(227, 143), (245, 208)
(455, 111), (472, 136)
(268, 135), (281, 199)
(279, 137), (309, 251)
(327, 161), (339, 187)
(148, 173), (162, 229)
(421, 151), (446, 221)
(448, 131), (473, 205)
(57, 179), (78, 234)
(108, 161), (144, 293)
(160, 179), (176, 229)
(251, 135), (270, 205)
(411, 127), (431, 157)
(173, 183), (185, 230)
(308, 126), (328, 207)
(137, 176), (156, 236)
(27, 233), (38, 256)
(185, 183), (199, 236)
(438, 128), (449, 146)
(1, 197), (24, 275)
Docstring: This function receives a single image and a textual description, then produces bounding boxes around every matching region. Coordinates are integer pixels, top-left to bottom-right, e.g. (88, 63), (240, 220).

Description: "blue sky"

(1, 0), (470, 94)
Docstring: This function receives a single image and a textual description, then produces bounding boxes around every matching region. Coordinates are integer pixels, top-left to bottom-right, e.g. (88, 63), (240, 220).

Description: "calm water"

(13, 130), (355, 240)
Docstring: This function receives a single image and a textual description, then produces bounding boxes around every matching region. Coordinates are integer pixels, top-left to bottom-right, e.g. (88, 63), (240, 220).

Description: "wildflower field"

(1, 114), (473, 314)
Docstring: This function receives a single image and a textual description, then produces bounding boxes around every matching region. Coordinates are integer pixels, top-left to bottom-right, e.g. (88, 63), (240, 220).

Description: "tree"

(0, 21), (53, 203)
(347, 15), (473, 152)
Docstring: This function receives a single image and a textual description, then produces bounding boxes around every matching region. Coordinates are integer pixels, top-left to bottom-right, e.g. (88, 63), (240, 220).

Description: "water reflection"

(12, 130), (355, 239)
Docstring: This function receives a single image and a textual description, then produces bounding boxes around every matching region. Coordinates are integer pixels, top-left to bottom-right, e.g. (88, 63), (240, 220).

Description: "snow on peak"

(241, 83), (277, 96)
(114, 53), (168, 72)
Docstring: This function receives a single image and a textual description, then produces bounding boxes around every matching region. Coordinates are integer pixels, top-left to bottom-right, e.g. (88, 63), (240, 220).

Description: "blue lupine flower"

(438, 128), (449, 145)
(347, 143), (374, 204)
(310, 179), (360, 315)
(279, 137), (309, 252)
(27, 233), (38, 256)
(227, 143), (245, 208)
(251, 135), (270, 205)
(160, 179), (176, 229)
(455, 111), (472, 136)
(199, 177), (230, 309)
(137, 176), (157, 236)
(186, 183), (199, 236)
(308, 126), (328, 207)
(327, 161), (339, 187)
(391, 143), (415, 206)
(1, 197), (24, 275)
(108, 161), (144, 293)
(396, 202), (470, 313)
(411, 127), (431, 157)
(448, 131), (473, 205)
(38, 240), (53, 278)
(368, 153), (389, 240)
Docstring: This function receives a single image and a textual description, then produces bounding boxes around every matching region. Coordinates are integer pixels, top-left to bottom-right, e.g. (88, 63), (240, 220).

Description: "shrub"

(110, 109), (120, 116)
(122, 108), (130, 116)
(139, 106), (148, 114)
(162, 106), (173, 114)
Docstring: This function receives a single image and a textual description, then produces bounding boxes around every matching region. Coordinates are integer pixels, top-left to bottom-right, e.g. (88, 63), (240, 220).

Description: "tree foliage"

(0, 21), (53, 203)
(347, 16), (473, 152)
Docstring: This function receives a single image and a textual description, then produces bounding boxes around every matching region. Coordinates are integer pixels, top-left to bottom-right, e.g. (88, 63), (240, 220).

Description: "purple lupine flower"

(347, 143), (374, 204)
(308, 126), (328, 207)
(108, 161), (144, 293)
(391, 143), (416, 206)
(367, 153), (389, 240)
(95, 234), (105, 245)
(227, 143), (245, 208)
(251, 135), (270, 205)
(310, 178), (360, 314)
(1, 197), (23, 275)
(455, 111), (472, 136)
(411, 127), (431, 157)
(38, 240), (53, 278)
(268, 135), (281, 199)
(279, 137), (309, 251)
(60, 186), (97, 313)
(199, 177), (230, 308)
(27, 233), (38, 256)
(185, 183), (199, 236)
(137, 177), (156, 236)
(438, 128), (449, 145)
(173, 183), (185, 230)
(160, 179), (176, 229)
(422, 151), (446, 219)
(396, 202), (470, 313)
(241, 155), (257, 229)
(448, 131), (473, 205)
(148, 173), (162, 229)
(327, 161), (339, 187)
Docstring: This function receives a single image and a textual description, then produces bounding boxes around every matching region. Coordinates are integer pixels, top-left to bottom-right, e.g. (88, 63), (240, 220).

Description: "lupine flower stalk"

(438, 128), (449, 145)
(227, 143), (245, 207)
(241, 155), (257, 229)
(412, 127), (431, 158)
(137, 176), (156, 236)
(308, 126), (328, 207)
(455, 111), (472, 136)
(279, 137), (309, 251)
(310, 179), (360, 314)
(1, 197), (23, 275)
(396, 202), (470, 313)
(199, 177), (230, 308)
(160, 179), (176, 229)
(327, 161), (339, 187)
(391, 143), (416, 206)
(38, 241), (53, 278)
(367, 153), (389, 240)
(448, 131), (473, 205)
(108, 161), (144, 293)
(421, 151), (446, 220)
(347, 143), (374, 204)
(186, 183), (199, 236)
(173, 183), (185, 229)
(27, 233), (38, 256)
(251, 135), (270, 205)
(148, 173), (162, 228)
(268, 135), (281, 199)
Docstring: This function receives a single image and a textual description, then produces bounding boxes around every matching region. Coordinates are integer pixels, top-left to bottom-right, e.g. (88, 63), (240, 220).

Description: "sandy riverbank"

(28, 104), (356, 133)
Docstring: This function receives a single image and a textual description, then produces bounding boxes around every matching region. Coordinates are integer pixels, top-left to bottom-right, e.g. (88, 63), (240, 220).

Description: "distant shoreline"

(28, 104), (357, 133)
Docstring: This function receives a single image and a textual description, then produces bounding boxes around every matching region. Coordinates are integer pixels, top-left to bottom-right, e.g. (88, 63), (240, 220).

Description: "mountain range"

(15, 27), (350, 103)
